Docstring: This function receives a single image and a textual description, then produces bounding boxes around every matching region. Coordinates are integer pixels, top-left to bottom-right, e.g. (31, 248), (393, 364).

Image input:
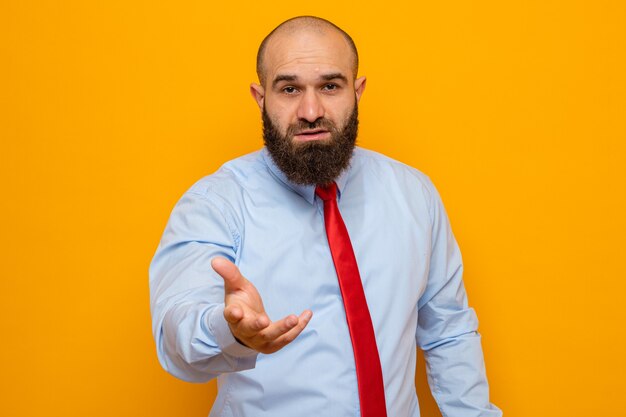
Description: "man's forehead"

(262, 28), (354, 79)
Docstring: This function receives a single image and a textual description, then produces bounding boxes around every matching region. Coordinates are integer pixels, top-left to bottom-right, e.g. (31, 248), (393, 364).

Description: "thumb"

(211, 257), (246, 291)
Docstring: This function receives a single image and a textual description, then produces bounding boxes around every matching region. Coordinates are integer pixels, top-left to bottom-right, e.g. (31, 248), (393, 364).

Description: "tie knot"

(315, 182), (338, 201)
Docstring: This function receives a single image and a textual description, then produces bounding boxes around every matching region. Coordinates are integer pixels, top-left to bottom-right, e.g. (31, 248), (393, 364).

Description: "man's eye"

(323, 84), (338, 91)
(282, 86), (297, 94)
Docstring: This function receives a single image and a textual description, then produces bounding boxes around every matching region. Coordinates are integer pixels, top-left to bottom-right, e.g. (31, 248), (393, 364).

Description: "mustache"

(286, 118), (337, 136)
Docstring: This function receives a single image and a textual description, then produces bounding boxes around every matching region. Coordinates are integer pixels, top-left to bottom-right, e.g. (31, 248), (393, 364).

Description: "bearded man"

(150, 16), (502, 417)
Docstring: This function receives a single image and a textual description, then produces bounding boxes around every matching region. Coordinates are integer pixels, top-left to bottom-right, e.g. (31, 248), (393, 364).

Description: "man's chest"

(232, 190), (432, 327)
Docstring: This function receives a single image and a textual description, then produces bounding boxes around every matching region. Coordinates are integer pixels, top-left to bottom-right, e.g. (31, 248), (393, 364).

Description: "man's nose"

(296, 90), (325, 123)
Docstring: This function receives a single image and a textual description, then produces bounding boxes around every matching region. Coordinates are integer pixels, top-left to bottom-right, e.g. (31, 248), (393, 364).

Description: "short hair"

(256, 16), (359, 86)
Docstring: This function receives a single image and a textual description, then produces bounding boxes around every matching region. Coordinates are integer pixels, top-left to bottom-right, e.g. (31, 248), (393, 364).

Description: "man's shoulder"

(352, 147), (434, 189)
(350, 147), (441, 215)
(186, 149), (267, 199)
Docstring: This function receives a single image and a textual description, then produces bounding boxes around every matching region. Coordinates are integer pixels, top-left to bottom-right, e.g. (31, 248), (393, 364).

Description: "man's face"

(251, 27), (366, 185)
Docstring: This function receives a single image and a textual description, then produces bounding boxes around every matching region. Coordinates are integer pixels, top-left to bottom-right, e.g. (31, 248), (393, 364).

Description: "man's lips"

(293, 129), (331, 141)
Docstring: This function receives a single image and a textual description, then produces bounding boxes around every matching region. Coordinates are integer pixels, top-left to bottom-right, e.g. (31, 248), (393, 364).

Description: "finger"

(270, 309), (313, 348)
(238, 312), (271, 334)
(255, 314), (270, 329)
(260, 309), (312, 342)
(224, 304), (244, 324)
(257, 314), (299, 341)
(212, 257), (246, 292)
(230, 310), (271, 339)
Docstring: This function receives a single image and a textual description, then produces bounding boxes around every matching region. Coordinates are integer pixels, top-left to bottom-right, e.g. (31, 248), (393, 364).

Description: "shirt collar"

(261, 147), (351, 205)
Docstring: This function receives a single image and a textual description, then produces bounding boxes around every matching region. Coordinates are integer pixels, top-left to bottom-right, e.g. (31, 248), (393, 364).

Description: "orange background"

(2, 1), (625, 416)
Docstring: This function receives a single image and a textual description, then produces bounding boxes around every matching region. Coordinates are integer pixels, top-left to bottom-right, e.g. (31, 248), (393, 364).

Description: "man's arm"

(149, 190), (310, 382)
(416, 178), (502, 417)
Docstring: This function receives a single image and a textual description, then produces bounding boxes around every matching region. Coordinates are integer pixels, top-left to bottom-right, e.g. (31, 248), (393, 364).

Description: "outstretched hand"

(211, 257), (313, 354)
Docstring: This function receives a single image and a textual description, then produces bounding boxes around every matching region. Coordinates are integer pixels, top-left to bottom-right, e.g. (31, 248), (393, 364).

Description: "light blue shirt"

(149, 147), (502, 417)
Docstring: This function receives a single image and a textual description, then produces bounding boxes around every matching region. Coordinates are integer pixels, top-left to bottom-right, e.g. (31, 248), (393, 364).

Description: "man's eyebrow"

(272, 73), (349, 89)
(321, 73), (348, 83)
(272, 74), (297, 88)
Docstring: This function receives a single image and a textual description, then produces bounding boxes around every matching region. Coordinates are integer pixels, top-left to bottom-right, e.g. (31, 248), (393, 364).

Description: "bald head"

(256, 16), (359, 86)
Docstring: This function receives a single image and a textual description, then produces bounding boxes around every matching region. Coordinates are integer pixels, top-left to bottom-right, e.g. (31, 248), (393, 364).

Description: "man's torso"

(193, 147), (435, 416)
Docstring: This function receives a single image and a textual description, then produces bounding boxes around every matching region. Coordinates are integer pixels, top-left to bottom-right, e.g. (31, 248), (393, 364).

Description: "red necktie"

(315, 182), (387, 417)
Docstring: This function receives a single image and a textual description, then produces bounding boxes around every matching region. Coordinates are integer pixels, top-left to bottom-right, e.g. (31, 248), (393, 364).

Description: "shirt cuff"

(207, 304), (259, 358)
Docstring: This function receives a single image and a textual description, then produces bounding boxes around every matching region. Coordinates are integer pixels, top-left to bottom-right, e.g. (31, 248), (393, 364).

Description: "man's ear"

(250, 83), (265, 111)
(354, 76), (367, 103)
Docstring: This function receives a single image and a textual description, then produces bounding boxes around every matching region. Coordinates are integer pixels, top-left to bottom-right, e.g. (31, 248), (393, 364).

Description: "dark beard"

(262, 105), (359, 186)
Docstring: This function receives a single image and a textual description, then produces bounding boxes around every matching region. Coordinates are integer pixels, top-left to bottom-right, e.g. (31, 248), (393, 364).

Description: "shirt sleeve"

(416, 178), (502, 417)
(149, 189), (258, 383)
